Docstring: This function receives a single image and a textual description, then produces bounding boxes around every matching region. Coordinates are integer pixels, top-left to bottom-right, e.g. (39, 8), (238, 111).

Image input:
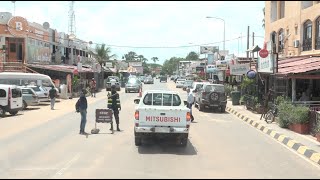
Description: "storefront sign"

(257, 55), (274, 73)
(7, 16), (29, 37)
(129, 62), (142, 67)
(206, 65), (218, 73)
(230, 63), (250, 75)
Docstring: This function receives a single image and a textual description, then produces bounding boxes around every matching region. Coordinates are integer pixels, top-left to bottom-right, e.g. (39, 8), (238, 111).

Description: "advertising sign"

(206, 65), (218, 74)
(207, 53), (215, 65)
(129, 62), (142, 67)
(257, 55), (274, 73)
(230, 63), (250, 75)
(200, 46), (219, 54)
(96, 109), (113, 123)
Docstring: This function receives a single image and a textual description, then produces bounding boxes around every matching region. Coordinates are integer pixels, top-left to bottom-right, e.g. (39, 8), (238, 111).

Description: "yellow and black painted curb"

(226, 106), (320, 166)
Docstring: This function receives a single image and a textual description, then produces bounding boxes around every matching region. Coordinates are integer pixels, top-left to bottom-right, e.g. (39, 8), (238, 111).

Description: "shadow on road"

(23, 107), (41, 111)
(137, 139), (197, 155)
(196, 108), (230, 114)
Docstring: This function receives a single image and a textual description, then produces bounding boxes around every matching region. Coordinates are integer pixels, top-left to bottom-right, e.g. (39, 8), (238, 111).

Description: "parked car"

(0, 84), (23, 117)
(191, 82), (211, 101)
(144, 77), (154, 84)
(195, 84), (227, 112)
(125, 78), (142, 93)
(182, 80), (194, 91)
(27, 85), (49, 102)
(176, 78), (186, 88)
(106, 76), (121, 91)
(160, 76), (167, 82)
(21, 87), (40, 109)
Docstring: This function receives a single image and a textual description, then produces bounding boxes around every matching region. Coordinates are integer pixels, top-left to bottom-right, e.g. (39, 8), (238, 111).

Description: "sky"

(0, 1), (265, 64)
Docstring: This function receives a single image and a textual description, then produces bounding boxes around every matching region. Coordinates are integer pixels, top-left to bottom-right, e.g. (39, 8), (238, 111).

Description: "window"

(271, 31), (277, 52)
(270, 1), (277, 22)
(143, 93), (181, 106)
(303, 20), (312, 51)
(0, 89), (6, 97)
(22, 89), (33, 95)
(10, 43), (16, 52)
(316, 17), (320, 50)
(278, 28), (284, 52)
(280, 1), (285, 19)
(301, 1), (313, 9)
(205, 85), (225, 92)
(295, 26), (298, 35)
(12, 88), (22, 98)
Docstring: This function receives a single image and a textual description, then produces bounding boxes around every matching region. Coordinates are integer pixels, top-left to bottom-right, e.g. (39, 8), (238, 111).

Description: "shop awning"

(277, 56), (320, 75)
(27, 64), (94, 73)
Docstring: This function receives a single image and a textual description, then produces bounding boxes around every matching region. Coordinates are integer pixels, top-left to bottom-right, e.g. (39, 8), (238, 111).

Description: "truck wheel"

(180, 138), (188, 147)
(0, 107), (5, 117)
(9, 111), (18, 116)
(220, 105), (226, 113)
(135, 136), (142, 146)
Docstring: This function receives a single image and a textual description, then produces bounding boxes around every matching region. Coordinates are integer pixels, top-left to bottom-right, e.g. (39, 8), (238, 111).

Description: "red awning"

(27, 64), (94, 73)
(277, 56), (320, 75)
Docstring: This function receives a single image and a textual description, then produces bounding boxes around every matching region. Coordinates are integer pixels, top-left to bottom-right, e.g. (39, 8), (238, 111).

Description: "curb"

(226, 106), (320, 166)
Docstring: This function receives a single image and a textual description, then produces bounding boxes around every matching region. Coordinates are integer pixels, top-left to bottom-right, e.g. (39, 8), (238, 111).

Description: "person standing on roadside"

(186, 88), (195, 122)
(90, 78), (96, 97)
(107, 85), (121, 131)
(49, 86), (57, 110)
(77, 89), (88, 135)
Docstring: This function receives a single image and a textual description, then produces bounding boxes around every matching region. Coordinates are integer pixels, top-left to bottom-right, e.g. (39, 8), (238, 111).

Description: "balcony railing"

(316, 37), (320, 50)
(302, 38), (312, 51)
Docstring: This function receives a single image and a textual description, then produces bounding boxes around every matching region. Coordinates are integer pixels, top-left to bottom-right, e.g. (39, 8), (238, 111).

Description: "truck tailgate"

(138, 107), (189, 128)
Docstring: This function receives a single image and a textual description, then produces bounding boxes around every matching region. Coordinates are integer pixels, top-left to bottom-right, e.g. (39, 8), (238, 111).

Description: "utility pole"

(252, 32), (255, 59)
(246, 26), (250, 61)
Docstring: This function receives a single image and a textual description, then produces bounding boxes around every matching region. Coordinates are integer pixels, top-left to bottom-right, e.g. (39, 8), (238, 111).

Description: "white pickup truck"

(133, 90), (191, 147)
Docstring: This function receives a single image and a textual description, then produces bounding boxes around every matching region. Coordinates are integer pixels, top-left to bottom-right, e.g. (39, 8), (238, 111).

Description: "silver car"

(144, 77), (154, 84)
(21, 87), (40, 109)
(125, 78), (142, 93)
(27, 85), (49, 102)
(106, 76), (121, 91)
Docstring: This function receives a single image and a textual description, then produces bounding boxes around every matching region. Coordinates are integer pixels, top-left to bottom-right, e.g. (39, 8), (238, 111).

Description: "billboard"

(129, 62), (142, 67)
(200, 46), (219, 54)
(207, 53), (214, 65)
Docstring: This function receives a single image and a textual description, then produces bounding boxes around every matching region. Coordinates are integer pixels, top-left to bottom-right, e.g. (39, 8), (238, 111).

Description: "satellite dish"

(43, 22), (50, 30)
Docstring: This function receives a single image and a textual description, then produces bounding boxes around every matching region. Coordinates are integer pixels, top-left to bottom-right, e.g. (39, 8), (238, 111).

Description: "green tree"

(262, 7), (265, 29)
(151, 57), (159, 63)
(186, 51), (199, 61)
(161, 57), (184, 75)
(91, 44), (116, 89)
(124, 51), (138, 62)
(93, 44), (116, 66)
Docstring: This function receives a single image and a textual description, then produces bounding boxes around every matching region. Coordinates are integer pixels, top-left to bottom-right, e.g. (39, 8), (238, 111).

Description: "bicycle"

(264, 104), (278, 124)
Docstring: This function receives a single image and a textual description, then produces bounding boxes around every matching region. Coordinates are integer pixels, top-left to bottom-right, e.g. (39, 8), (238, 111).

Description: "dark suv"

(160, 76), (167, 82)
(195, 84), (227, 112)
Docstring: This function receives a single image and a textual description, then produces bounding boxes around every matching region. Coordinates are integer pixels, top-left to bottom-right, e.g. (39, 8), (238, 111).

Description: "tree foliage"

(92, 44), (116, 66)
(186, 51), (199, 61)
(161, 57), (185, 75)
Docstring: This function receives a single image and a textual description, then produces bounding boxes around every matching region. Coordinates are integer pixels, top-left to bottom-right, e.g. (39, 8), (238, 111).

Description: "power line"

(3, 24), (263, 49)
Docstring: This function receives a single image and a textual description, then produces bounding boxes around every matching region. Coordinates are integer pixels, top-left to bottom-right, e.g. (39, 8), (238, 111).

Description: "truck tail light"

(135, 123), (139, 127)
(202, 92), (207, 97)
(186, 124), (190, 128)
(135, 111), (139, 120)
(186, 112), (191, 122)
(8, 87), (11, 107)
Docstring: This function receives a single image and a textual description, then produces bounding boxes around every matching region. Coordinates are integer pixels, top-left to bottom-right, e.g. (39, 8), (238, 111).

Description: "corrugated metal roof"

(27, 64), (94, 73)
(277, 56), (320, 75)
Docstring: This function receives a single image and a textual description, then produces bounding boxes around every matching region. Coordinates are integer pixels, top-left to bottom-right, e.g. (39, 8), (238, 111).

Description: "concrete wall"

(265, 1), (320, 58)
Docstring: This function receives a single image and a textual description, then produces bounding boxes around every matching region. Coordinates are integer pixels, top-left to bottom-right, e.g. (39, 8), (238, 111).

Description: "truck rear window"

(143, 93), (181, 106)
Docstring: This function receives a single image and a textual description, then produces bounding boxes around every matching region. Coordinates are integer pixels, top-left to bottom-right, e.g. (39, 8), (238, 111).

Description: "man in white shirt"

(110, 78), (117, 87)
(186, 88), (194, 122)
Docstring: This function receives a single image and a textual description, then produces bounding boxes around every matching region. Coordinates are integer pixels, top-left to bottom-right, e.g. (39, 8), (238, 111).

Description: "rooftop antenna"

(68, 1), (76, 39)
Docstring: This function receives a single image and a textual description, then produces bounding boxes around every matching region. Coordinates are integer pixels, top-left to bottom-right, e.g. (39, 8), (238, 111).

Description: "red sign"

(259, 49), (269, 58)
(73, 69), (78, 75)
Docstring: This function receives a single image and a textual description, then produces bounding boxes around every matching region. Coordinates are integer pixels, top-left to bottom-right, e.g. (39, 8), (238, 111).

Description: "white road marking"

(51, 153), (81, 178)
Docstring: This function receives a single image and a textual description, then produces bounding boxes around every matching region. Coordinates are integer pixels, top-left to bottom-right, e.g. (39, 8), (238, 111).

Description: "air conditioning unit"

(279, 34), (283, 41)
(294, 40), (299, 48)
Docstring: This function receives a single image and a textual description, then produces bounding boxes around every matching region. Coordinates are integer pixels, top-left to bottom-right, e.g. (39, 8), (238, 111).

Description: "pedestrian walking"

(90, 78), (96, 97)
(186, 88), (194, 122)
(107, 85), (121, 131)
(49, 86), (57, 110)
(76, 89), (88, 135)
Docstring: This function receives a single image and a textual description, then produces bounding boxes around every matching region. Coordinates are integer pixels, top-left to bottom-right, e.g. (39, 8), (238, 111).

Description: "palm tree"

(151, 57), (159, 63)
(124, 51), (137, 62)
(91, 44), (116, 89)
(262, 7), (265, 29)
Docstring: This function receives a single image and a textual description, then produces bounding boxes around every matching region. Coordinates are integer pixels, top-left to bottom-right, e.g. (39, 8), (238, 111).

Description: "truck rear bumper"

(135, 127), (189, 134)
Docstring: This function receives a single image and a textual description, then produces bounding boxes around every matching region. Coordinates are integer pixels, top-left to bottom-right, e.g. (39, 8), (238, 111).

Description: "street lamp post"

(206, 16), (225, 51)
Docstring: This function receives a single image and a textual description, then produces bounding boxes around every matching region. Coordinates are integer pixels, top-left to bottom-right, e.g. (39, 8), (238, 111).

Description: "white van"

(0, 84), (23, 117)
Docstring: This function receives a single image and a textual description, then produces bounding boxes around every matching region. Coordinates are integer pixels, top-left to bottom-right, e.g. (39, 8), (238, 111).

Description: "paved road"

(1, 79), (320, 178)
